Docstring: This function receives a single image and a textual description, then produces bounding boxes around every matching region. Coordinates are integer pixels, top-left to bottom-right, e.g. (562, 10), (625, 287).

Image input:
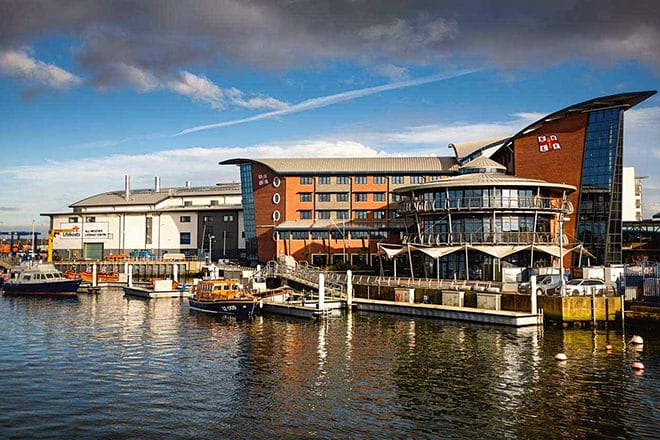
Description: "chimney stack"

(154, 176), (161, 193)
(185, 180), (191, 189)
(124, 175), (131, 200)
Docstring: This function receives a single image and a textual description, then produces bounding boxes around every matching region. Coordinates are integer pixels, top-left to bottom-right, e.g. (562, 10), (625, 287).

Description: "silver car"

(560, 278), (609, 296)
(519, 274), (562, 295)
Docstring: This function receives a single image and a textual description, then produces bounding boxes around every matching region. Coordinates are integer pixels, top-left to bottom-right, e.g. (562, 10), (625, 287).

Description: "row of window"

(299, 175), (434, 185)
(300, 192), (387, 202)
(179, 231), (235, 245)
(279, 230), (389, 240)
(299, 210), (392, 220)
(179, 215), (234, 223)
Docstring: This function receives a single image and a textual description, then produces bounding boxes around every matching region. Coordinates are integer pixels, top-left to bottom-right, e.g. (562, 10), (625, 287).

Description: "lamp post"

(558, 214), (570, 296)
(208, 234), (215, 264)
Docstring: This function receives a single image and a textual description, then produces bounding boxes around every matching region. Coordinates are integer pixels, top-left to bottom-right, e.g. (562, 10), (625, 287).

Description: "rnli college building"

(222, 91), (655, 280)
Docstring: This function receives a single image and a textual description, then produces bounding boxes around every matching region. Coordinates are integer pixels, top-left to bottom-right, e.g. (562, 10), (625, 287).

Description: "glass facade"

(575, 108), (624, 265)
(239, 164), (258, 264)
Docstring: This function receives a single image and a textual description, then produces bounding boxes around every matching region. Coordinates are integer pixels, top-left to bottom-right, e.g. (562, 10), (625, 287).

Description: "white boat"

(123, 279), (191, 299)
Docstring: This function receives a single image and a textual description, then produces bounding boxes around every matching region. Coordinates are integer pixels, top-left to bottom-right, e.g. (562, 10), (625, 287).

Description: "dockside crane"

(47, 227), (79, 262)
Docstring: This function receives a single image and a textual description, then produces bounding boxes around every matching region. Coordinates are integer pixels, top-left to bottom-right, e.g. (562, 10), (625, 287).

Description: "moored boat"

(64, 269), (120, 283)
(188, 279), (258, 319)
(2, 263), (81, 296)
(123, 279), (189, 299)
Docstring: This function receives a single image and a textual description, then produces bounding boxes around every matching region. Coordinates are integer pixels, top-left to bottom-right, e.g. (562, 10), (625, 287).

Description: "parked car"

(519, 274), (562, 295)
(560, 278), (609, 296)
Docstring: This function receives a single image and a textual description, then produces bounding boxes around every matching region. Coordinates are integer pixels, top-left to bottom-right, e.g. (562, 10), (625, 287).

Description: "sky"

(1, 0), (659, 233)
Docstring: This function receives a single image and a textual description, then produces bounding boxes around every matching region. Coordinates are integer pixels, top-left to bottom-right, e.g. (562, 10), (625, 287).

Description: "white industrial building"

(622, 167), (645, 221)
(41, 177), (245, 262)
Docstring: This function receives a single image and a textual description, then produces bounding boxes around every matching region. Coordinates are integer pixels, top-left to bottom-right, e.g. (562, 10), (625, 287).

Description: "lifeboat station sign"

(537, 135), (561, 153)
(58, 223), (109, 239)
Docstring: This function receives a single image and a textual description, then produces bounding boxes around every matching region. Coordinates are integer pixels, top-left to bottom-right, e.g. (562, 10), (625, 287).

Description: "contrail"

(175, 69), (480, 136)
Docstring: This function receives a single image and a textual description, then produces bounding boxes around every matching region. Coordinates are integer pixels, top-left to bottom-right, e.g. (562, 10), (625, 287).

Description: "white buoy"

(629, 335), (644, 345)
(554, 353), (568, 361)
(631, 361), (645, 374)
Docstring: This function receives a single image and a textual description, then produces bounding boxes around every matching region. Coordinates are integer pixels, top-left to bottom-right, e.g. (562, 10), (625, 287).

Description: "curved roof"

(220, 156), (459, 175)
(394, 172), (576, 194)
(460, 156), (506, 171)
(71, 183), (241, 207)
(460, 90), (656, 164)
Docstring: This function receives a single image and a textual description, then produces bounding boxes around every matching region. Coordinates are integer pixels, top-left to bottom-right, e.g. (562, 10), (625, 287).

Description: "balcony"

(397, 196), (571, 215)
(402, 231), (558, 246)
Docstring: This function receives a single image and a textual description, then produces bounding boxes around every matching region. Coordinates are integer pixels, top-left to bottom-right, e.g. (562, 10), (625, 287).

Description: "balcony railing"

(402, 231), (561, 246)
(397, 196), (572, 214)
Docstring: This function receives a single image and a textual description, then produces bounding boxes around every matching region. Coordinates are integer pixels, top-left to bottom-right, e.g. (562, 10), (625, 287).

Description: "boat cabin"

(195, 279), (249, 300)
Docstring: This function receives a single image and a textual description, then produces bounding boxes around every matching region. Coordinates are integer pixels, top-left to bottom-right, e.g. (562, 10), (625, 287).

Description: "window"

(392, 176), (404, 184)
(311, 231), (328, 239)
(336, 193), (349, 202)
(203, 216), (215, 223)
(373, 176), (386, 184)
(301, 177), (313, 185)
(355, 176), (367, 184)
(336, 210), (349, 219)
(180, 216), (191, 223)
(317, 211), (331, 219)
(337, 176), (350, 184)
(86, 216), (96, 223)
(292, 231), (308, 240)
(68, 217), (78, 223)
(300, 210), (312, 219)
(373, 193), (386, 202)
(355, 193), (367, 202)
(373, 210), (386, 219)
(318, 193), (331, 202)
(210, 200), (219, 206)
(180, 232), (191, 245)
(318, 176), (331, 184)
(352, 231), (369, 239)
(410, 176), (424, 184)
(184, 201), (192, 207)
(272, 176), (281, 188)
(272, 210), (281, 221)
(300, 193), (312, 202)
(223, 215), (234, 222)
(272, 193), (281, 204)
(355, 210), (368, 219)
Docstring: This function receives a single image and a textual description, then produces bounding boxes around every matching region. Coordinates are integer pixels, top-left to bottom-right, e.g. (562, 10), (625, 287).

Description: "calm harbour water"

(0, 288), (657, 439)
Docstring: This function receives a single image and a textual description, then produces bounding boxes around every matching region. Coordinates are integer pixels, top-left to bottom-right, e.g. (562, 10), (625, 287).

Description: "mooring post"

(173, 264), (178, 283)
(319, 273), (325, 310)
(128, 264), (133, 287)
(530, 275), (537, 315)
(347, 270), (353, 308)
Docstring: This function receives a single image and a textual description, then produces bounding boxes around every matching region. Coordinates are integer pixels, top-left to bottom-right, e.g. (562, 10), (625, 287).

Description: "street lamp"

(558, 215), (570, 295)
(208, 234), (215, 264)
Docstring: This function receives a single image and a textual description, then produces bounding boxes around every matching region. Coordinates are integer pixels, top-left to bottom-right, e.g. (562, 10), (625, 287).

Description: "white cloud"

(0, 47), (82, 91)
(0, 140), (378, 229)
(167, 71), (225, 108)
(116, 63), (159, 91)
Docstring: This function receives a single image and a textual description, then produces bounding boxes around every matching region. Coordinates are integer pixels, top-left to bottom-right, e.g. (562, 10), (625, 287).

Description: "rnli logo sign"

(257, 173), (269, 186)
(538, 135), (561, 153)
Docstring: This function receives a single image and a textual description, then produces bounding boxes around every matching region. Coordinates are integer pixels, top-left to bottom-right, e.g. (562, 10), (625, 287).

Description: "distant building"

(41, 177), (244, 262)
(622, 167), (645, 222)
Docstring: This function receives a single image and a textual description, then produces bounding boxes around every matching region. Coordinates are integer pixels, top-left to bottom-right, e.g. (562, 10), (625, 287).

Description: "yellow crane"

(47, 228), (79, 262)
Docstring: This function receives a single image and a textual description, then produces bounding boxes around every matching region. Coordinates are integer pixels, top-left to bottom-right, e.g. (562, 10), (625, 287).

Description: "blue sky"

(1, 1), (659, 232)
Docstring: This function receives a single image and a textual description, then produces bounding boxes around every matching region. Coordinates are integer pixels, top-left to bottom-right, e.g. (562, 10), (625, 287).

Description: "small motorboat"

(2, 263), (81, 296)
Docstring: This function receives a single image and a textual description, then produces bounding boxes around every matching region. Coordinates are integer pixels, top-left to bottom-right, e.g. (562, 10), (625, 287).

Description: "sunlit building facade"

(224, 90), (656, 273)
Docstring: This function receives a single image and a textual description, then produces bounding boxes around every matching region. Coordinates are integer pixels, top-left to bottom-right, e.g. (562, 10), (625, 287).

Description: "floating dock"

(353, 298), (540, 327)
(260, 300), (342, 320)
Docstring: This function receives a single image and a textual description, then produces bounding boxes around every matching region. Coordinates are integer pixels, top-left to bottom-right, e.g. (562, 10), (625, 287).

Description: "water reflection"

(0, 290), (657, 439)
